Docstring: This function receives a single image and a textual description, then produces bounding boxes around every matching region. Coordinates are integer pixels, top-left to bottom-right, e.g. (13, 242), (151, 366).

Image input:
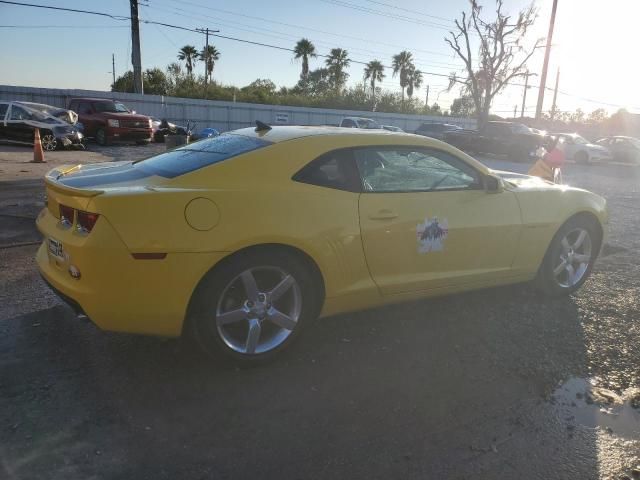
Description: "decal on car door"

(416, 216), (448, 253)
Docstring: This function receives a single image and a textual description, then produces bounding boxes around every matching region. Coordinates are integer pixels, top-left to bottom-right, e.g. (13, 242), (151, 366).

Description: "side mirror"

(484, 174), (503, 193)
(131, 110), (136, 114)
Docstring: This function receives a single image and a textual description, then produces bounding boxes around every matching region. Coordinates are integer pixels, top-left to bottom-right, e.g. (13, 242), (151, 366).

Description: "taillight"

(59, 204), (75, 226)
(77, 210), (100, 234)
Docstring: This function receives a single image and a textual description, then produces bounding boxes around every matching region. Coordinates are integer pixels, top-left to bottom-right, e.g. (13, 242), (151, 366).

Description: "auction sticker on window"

(416, 217), (448, 253)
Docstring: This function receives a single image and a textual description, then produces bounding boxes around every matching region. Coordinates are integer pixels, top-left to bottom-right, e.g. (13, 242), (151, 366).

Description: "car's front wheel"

(536, 216), (601, 296)
(40, 131), (58, 151)
(189, 250), (320, 365)
(96, 128), (108, 146)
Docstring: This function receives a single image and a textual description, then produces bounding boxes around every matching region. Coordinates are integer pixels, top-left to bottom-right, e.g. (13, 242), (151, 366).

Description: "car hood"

(585, 143), (610, 153)
(491, 169), (571, 191)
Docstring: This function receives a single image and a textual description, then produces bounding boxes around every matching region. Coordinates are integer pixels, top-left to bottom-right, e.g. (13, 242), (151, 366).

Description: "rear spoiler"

(44, 166), (104, 198)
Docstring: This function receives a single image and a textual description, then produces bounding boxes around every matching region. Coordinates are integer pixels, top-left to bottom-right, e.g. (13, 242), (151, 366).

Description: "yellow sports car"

(36, 124), (607, 364)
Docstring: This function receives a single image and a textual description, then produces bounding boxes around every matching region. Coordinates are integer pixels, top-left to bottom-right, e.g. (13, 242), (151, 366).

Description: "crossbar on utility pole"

(129, 0), (143, 94)
(535, 0), (558, 119)
(521, 71), (537, 118)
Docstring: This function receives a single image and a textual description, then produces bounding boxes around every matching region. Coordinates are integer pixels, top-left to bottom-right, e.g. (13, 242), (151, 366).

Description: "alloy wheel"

(41, 134), (57, 151)
(215, 266), (302, 355)
(553, 227), (592, 288)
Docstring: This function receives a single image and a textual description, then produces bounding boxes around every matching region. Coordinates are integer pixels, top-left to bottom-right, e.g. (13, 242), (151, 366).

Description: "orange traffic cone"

(32, 128), (45, 163)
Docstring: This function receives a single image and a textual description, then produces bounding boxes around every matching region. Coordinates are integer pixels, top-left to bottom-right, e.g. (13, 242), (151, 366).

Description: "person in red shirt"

(528, 136), (565, 182)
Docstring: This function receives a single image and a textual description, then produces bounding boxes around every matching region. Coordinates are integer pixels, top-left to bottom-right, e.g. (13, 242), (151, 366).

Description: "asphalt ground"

(1, 143), (639, 479)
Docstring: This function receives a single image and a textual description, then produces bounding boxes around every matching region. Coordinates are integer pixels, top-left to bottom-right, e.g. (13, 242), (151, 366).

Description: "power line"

(0, 24), (130, 28)
(145, 1), (463, 70)
(0, 0), (129, 20)
(318, 0), (455, 30)
(166, 0), (461, 59)
(361, 0), (453, 23)
(2, 0), (634, 111)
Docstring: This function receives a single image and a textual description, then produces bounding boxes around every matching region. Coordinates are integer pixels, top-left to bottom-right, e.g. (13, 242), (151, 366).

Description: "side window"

(9, 105), (31, 121)
(77, 102), (93, 115)
(0, 103), (8, 119)
(341, 119), (356, 128)
(355, 147), (481, 193)
(293, 149), (360, 192)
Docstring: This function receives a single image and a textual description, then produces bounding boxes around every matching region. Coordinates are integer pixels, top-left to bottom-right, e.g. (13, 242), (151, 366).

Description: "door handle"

(368, 210), (398, 220)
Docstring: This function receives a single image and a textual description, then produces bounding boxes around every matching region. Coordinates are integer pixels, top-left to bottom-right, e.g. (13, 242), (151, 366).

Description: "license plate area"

(48, 237), (64, 259)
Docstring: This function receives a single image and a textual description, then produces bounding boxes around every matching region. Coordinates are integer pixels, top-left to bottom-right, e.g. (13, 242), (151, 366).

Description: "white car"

(554, 133), (613, 164)
(340, 117), (381, 129)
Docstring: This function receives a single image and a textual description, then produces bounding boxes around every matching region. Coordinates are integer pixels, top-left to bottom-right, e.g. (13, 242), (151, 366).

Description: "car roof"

(233, 125), (423, 143)
(69, 97), (117, 102)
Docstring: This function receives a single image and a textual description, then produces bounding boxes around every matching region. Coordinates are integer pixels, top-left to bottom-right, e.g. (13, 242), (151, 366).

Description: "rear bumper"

(35, 206), (228, 337)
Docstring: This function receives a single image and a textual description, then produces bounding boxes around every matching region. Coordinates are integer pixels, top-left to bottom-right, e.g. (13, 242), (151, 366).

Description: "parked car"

(340, 117), (381, 129)
(36, 124), (606, 364)
(549, 133), (612, 164)
(0, 101), (84, 151)
(414, 122), (461, 140)
(595, 136), (640, 164)
(68, 98), (152, 145)
(151, 118), (190, 143)
(444, 121), (544, 161)
(382, 125), (404, 132)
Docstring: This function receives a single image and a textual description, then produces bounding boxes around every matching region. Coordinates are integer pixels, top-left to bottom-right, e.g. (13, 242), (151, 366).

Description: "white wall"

(0, 84), (477, 132)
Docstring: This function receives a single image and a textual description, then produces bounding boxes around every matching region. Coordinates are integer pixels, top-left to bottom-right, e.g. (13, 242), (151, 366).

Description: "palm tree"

(293, 38), (317, 80)
(178, 45), (198, 77)
(406, 67), (423, 99)
(392, 50), (414, 104)
(325, 48), (350, 93)
(200, 45), (220, 83)
(363, 60), (385, 101)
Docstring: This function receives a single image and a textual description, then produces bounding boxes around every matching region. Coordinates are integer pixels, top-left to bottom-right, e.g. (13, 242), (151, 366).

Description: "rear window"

(135, 133), (272, 178)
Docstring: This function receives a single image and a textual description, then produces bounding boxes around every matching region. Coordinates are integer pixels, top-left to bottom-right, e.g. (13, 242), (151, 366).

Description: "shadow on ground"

(0, 284), (603, 480)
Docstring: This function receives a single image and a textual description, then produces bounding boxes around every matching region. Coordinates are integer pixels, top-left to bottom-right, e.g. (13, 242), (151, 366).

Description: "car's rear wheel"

(96, 128), (108, 146)
(189, 250), (320, 365)
(41, 131), (58, 151)
(536, 216), (600, 296)
(136, 139), (150, 145)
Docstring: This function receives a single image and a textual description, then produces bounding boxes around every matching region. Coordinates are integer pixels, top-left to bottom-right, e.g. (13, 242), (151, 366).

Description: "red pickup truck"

(68, 98), (152, 145)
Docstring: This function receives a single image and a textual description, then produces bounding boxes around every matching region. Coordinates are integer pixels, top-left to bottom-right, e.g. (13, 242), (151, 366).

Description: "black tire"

(188, 249), (321, 366)
(136, 139), (151, 145)
(40, 131), (58, 151)
(535, 215), (601, 296)
(96, 128), (108, 146)
(575, 151), (589, 165)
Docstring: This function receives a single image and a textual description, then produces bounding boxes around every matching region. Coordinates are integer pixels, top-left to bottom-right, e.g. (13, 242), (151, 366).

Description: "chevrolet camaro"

(36, 124), (607, 364)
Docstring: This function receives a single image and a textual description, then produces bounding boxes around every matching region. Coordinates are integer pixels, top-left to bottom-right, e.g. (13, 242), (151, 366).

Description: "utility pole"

(520, 71), (537, 118)
(203, 28), (209, 86)
(425, 85), (430, 106)
(551, 68), (560, 120)
(111, 53), (116, 87)
(514, 105), (517, 119)
(129, 0), (143, 94)
(535, 0), (558, 119)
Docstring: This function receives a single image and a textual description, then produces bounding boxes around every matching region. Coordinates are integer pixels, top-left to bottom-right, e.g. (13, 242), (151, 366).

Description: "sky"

(0, 0), (638, 116)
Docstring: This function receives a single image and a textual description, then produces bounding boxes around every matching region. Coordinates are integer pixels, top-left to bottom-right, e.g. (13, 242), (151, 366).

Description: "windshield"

(135, 133), (272, 178)
(572, 135), (589, 144)
(94, 101), (130, 113)
(511, 123), (531, 134)
(11, 104), (66, 125)
(358, 119), (380, 129)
